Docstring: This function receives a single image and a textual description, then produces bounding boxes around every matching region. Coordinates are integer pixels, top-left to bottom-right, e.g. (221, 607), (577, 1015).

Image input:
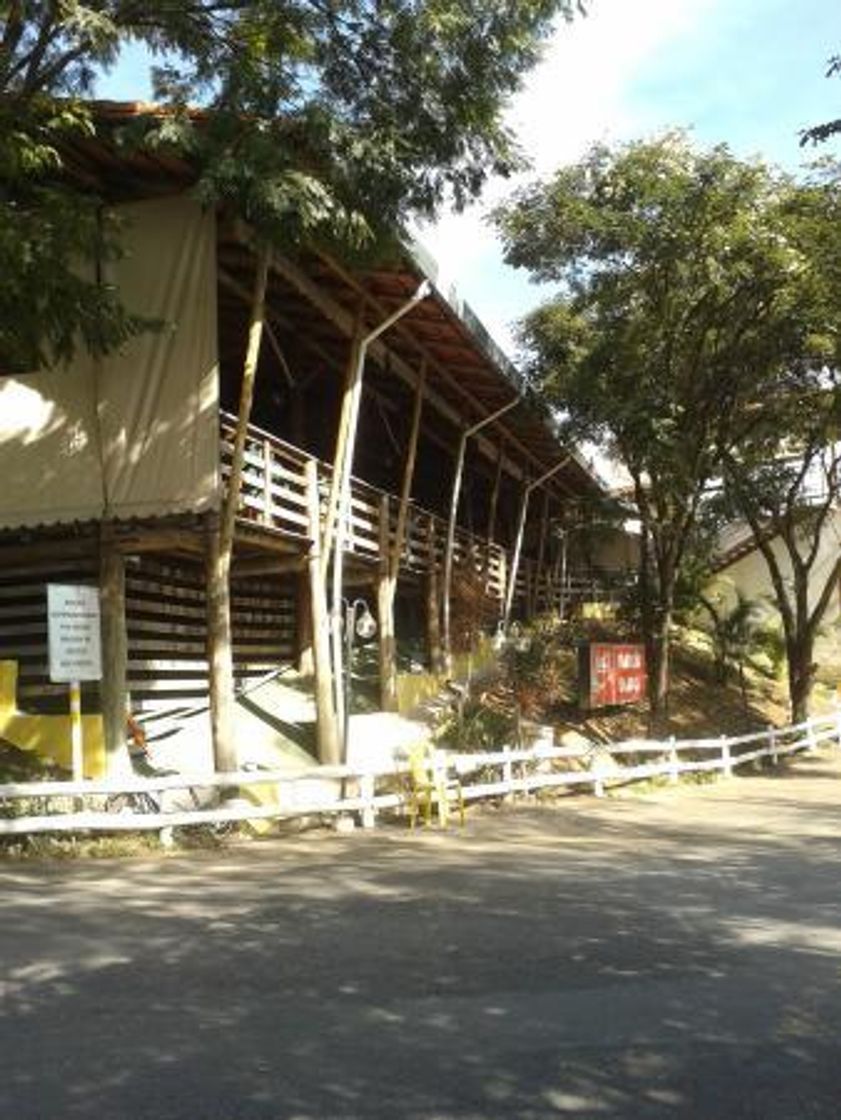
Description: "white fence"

(1, 711), (840, 839)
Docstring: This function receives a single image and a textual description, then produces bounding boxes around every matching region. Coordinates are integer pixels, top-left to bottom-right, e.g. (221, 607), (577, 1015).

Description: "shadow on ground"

(3, 751), (841, 1118)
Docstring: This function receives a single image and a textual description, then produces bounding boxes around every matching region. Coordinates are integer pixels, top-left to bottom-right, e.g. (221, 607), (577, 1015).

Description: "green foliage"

(697, 591), (761, 685)
(503, 629), (574, 717)
(802, 53), (841, 146)
(494, 133), (841, 714)
(0, 183), (154, 369)
(0, 1), (586, 366)
(435, 698), (516, 754)
(751, 622), (787, 677)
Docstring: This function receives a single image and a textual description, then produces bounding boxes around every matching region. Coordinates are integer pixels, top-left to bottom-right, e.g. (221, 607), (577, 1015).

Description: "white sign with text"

(47, 584), (102, 683)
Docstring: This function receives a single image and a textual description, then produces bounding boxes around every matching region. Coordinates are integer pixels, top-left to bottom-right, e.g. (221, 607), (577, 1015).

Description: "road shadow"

(3, 755), (841, 1118)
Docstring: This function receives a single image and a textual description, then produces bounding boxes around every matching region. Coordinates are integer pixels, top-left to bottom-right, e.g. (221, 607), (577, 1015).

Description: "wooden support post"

(374, 360), (427, 714)
(533, 490), (550, 617)
(99, 525), (130, 777)
(321, 311), (364, 578)
(305, 459), (341, 764)
(524, 560), (534, 623)
(378, 494), (398, 711)
(504, 485), (530, 631)
(426, 516), (444, 675)
(487, 441), (504, 545)
(206, 514), (237, 772)
(504, 458), (569, 632)
(220, 249), (269, 561)
(392, 361), (426, 574)
(210, 247), (270, 774)
(442, 430), (467, 672)
(296, 567), (314, 677)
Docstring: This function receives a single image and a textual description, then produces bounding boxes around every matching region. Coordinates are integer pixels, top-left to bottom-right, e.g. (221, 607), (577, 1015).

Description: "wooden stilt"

(212, 247), (270, 773)
(296, 567), (314, 677)
(378, 494), (398, 711)
(426, 516), (444, 674)
(392, 361), (426, 573)
(321, 310), (364, 578)
(487, 441), (504, 545)
(504, 458), (569, 632)
(99, 524), (129, 776)
(305, 459), (341, 764)
(220, 250), (270, 560)
(504, 484), (531, 632)
(206, 514), (237, 772)
(533, 490), (550, 617)
(373, 362), (427, 712)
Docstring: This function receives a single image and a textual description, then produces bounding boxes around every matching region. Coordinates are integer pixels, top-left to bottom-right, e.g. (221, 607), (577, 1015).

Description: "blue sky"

(414, 0), (841, 356)
(97, 0), (841, 356)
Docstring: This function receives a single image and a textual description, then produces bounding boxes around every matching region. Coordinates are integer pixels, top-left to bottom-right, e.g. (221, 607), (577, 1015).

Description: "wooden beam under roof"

(229, 226), (534, 487)
(314, 249), (581, 501)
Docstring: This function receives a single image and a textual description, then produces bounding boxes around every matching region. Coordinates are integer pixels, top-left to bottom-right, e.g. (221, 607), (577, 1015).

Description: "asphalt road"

(3, 750), (841, 1119)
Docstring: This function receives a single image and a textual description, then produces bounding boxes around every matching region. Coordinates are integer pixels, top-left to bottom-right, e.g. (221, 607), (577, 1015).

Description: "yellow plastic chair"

(406, 743), (464, 829)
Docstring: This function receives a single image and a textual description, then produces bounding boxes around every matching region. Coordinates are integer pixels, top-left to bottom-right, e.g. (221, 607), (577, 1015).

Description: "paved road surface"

(3, 749), (841, 1118)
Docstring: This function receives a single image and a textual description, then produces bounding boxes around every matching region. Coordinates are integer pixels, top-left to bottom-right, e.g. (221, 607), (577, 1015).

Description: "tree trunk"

(206, 515), (237, 772)
(787, 634), (815, 724)
(649, 603), (672, 725)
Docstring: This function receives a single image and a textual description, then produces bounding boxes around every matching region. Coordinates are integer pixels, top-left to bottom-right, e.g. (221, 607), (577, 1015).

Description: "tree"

(494, 135), (841, 722)
(697, 589), (760, 712)
(2, 1), (589, 770)
(720, 391), (841, 722)
(1, 0), (585, 368)
(802, 53), (841, 146)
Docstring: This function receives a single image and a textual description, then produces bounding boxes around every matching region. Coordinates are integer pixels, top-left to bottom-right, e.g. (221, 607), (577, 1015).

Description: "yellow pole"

(69, 680), (83, 780)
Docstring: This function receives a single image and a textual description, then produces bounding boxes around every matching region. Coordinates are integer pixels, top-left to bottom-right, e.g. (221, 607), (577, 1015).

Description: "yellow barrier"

(0, 661), (106, 778)
(395, 639), (498, 714)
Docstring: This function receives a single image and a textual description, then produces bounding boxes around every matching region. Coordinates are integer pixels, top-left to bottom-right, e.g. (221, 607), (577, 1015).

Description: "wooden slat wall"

(0, 554), (297, 715)
(128, 558), (295, 705)
(0, 555), (99, 712)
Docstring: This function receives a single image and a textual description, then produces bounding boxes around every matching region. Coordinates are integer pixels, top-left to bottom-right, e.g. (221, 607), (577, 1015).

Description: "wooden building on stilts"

(0, 102), (621, 779)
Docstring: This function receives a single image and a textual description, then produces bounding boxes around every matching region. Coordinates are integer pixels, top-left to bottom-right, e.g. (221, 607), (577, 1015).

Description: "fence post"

(502, 746), (514, 803)
(668, 735), (679, 784)
(721, 735), (733, 778)
(360, 773), (376, 829)
(768, 724), (778, 766)
(590, 753), (605, 798)
(806, 716), (817, 753)
(433, 749), (450, 826)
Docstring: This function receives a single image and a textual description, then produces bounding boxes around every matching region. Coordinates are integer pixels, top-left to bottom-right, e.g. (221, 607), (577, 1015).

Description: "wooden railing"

(221, 414), (514, 601)
(220, 414), (631, 607)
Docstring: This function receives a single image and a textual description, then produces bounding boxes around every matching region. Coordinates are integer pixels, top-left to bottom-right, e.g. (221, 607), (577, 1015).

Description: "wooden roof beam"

(315, 250), (580, 501)
(242, 231), (530, 486)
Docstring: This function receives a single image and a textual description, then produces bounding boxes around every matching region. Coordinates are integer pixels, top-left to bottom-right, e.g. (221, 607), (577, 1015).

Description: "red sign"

(586, 643), (647, 708)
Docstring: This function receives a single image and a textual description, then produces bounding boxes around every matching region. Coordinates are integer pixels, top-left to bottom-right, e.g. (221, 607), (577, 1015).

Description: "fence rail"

(2, 711), (839, 838)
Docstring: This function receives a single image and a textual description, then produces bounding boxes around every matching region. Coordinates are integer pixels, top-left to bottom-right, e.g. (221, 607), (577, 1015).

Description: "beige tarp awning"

(0, 196), (219, 531)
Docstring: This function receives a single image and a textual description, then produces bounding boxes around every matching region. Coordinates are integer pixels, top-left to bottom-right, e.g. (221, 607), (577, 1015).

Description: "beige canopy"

(0, 196), (219, 531)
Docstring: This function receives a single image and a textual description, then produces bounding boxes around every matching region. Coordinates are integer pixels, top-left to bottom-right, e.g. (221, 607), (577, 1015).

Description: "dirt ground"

(492, 633), (825, 746)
